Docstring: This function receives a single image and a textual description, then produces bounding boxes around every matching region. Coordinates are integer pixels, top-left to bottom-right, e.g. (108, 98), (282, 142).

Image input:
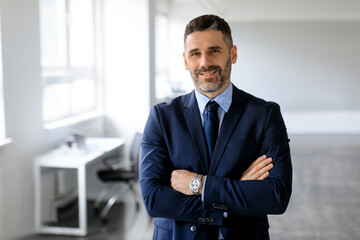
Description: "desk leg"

(34, 163), (41, 233)
(34, 165), (88, 236)
(78, 166), (87, 236)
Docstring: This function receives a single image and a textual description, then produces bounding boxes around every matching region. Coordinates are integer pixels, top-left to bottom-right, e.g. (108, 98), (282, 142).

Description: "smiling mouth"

(195, 66), (222, 78)
(200, 70), (216, 76)
(200, 70), (217, 76)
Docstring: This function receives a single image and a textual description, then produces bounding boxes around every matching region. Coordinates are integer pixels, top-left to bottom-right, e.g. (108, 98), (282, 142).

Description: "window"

(155, 14), (171, 100)
(39, 0), (102, 124)
(154, 12), (192, 102)
(0, 17), (9, 146)
(0, 60), (5, 141)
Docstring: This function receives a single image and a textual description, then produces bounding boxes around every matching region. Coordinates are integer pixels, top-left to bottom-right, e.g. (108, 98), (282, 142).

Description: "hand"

(240, 155), (273, 181)
(171, 170), (200, 195)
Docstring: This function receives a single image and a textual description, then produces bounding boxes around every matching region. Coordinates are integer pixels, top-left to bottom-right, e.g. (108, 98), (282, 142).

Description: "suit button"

(190, 226), (197, 232)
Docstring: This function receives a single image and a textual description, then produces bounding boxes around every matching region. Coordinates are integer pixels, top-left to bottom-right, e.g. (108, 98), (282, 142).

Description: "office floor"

(15, 199), (154, 240)
(269, 134), (360, 240)
(14, 135), (360, 240)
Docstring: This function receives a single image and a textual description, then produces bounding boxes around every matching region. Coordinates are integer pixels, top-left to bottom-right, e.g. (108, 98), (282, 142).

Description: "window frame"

(40, 0), (103, 128)
(0, 18), (12, 147)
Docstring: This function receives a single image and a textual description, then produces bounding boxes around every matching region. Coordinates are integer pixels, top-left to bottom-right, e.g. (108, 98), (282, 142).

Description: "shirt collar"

(195, 83), (233, 114)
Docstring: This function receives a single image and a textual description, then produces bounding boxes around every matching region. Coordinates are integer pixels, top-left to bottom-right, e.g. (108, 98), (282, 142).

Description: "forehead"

(185, 30), (227, 51)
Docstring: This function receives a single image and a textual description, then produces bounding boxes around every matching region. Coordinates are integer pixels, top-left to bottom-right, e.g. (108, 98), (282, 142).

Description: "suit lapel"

(183, 91), (210, 173)
(209, 85), (245, 175)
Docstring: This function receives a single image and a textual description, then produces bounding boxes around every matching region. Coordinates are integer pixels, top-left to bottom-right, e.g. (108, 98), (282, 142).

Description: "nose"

(200, 54), (212, 68)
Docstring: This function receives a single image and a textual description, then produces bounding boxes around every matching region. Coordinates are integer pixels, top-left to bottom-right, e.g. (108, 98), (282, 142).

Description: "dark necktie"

(204, 101), (219, 159)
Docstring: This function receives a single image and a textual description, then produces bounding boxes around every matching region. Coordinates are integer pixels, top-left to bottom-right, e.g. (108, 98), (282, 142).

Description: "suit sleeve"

(203, 103), (292, 216)
(139, 106), (224, 225)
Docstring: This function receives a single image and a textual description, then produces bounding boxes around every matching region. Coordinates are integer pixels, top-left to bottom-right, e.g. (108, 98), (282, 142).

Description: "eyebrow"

(187, 45), (223, 55)
(209, 46), (223, 51)
(188, 48), (199, 55)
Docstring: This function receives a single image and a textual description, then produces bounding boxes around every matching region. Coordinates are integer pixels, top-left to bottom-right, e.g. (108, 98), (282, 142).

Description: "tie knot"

(206, 101), (219, 113)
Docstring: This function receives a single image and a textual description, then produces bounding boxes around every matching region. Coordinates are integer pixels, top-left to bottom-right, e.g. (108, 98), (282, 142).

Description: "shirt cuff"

(201, 175), (207, 202)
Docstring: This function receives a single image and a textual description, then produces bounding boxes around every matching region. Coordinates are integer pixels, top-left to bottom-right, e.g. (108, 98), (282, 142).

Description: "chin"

(199, 83), (221, 93)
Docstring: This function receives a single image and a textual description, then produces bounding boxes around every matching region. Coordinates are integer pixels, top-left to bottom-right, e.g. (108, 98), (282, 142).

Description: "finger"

(249, 155), (267, 168)
(257, 163), (273, 179)
(249, 157), (271, 173)
(170, 176), (174, 185)
(254, 158), (272, 170)
(258, 171), (269, 180)
(246, 155), (266, 170)
(248, 161), (273, 180)
(251, 158), (272, 173)
(240, 156), (272, 181)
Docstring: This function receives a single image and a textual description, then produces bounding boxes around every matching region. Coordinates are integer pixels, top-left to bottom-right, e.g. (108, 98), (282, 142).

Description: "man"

(140, 14), (292, 240)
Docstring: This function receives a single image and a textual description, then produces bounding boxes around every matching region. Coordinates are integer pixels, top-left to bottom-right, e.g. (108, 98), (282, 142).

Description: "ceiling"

(168, 0), (360, 22)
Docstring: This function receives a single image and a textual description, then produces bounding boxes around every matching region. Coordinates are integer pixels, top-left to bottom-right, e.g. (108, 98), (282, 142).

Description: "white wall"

(231, 21), (360, 112)
(166, 0), (360, 134)
(102, 0), (150, 155)
(0, 0), (104, 239)
(0, 0), (150, 238)
(0, 167), (3, 237)
(0, 0), (47, 238)
(86, 0), (151, 205)
(230, 20), (360, 134)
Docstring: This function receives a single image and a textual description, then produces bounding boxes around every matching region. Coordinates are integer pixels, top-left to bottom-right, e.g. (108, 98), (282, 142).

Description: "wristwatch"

(190, 174), (203, 195)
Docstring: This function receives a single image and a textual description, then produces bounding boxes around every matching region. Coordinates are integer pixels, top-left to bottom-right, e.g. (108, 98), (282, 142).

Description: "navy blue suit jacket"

(140, 85), (292, 240)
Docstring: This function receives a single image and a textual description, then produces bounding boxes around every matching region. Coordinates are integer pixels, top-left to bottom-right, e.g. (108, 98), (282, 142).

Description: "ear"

(183, 52), (189, 70)
(230, 45), (237, 64)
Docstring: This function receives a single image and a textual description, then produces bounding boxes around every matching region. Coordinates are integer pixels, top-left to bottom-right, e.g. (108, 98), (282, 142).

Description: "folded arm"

(203, 103), (292, 216)
(140, 102), (292, 223)
(139, 106), (224, 225)
(170, 103), (292, 216)
(171, 155), (273, 195)
(204, 142), (291, 216)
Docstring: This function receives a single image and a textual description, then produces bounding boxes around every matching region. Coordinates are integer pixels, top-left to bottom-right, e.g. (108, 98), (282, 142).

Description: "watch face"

(191, 179), (200, 189)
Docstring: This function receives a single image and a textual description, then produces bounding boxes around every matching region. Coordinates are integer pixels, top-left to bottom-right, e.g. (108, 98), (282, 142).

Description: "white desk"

(34, 137), (125, 236)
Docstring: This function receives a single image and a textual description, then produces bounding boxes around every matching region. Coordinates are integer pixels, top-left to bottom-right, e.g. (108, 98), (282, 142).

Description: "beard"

(190, 56), (232, 93)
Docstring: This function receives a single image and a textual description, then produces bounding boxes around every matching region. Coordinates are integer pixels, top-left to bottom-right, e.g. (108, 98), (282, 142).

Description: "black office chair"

(94, 132), (142, 223)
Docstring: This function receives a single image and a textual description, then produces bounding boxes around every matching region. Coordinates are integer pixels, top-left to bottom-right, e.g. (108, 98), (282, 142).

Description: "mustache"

(195, 65), (222, 77)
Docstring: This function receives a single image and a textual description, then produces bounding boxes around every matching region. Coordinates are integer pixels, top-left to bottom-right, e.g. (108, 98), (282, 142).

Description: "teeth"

(201, 71), (216, 76)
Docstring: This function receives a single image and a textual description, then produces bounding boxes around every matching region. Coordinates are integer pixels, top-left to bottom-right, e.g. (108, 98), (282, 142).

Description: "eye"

(210, 49), (220, 54)
(191, 52), (200, 57)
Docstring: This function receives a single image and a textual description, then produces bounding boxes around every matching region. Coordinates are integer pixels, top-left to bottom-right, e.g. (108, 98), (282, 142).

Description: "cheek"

(186, 62), (197, 72)
(185, 58), (199, 70)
